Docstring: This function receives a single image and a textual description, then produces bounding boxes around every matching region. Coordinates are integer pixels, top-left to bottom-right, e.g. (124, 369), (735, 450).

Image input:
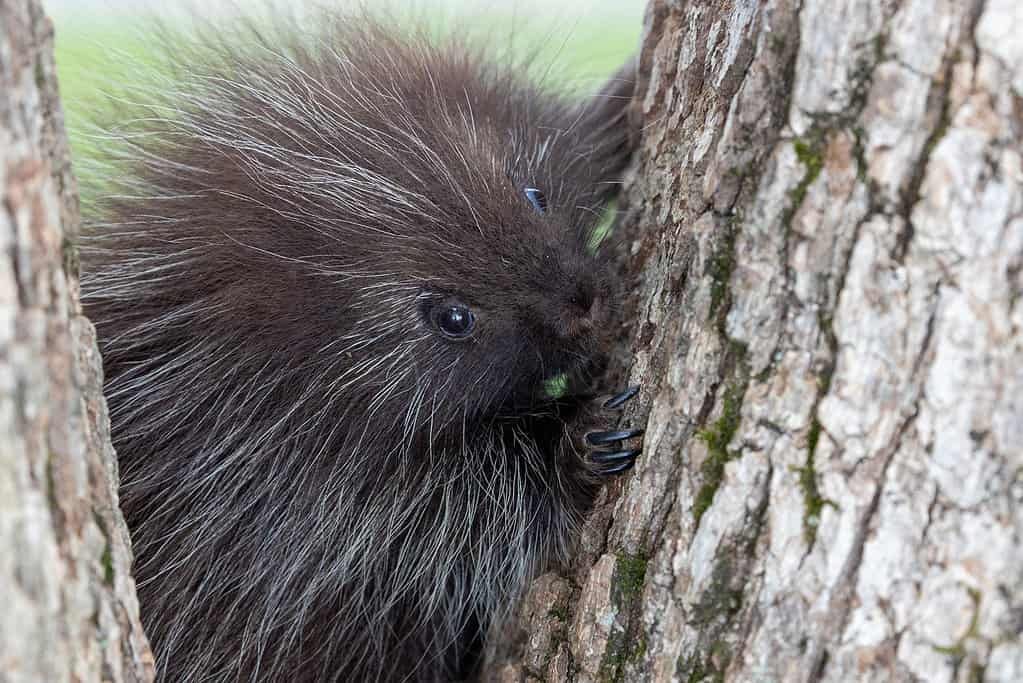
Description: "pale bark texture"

(0, 1), (154, 681)
(490, 0), (1023, 682)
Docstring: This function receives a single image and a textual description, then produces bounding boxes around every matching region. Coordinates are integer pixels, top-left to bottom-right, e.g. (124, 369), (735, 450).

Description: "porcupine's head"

(81, 11), (636, 680)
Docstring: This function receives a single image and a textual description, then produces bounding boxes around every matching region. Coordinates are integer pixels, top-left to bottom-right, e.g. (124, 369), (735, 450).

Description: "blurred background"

(44, 0), (646, 165)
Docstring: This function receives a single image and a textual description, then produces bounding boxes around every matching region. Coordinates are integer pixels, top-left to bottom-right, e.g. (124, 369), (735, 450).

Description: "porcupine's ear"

(574, 56), (639, 203)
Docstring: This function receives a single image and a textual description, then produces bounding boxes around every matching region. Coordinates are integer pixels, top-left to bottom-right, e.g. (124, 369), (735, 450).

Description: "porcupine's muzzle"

(553, 267), (613, 339)
(555, 293), (599, 340)
(547, 279), (613, 391)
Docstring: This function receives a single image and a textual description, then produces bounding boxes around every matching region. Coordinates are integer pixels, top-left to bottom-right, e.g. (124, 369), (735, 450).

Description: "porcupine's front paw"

(582, 385), (644, 476)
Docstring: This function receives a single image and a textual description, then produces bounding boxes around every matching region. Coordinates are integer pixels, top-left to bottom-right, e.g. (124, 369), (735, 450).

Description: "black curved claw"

(604, 385), (640, 409)
(591, 448), (642, 465)
(586, 428), (645, 447)
(596, 457), (639, 475)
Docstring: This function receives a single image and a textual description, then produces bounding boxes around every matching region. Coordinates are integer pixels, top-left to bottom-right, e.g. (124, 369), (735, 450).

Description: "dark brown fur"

(82, 11), (637, 682)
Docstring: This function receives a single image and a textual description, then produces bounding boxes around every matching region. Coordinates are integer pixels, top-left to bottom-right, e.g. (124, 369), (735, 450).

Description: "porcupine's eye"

(524, 187), (547, 214)
(435, 304), (476, 339)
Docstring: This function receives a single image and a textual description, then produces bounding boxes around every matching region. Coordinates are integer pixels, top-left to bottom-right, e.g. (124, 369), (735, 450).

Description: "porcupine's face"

(404, 179), (617, 423)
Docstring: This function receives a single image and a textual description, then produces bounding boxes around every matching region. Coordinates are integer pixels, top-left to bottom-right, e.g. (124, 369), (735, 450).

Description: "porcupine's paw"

(583, 385), (644, 476)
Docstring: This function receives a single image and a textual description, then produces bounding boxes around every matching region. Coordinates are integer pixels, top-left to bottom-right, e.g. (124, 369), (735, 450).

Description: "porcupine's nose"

(569, 281), (595, 316)
(556, 278), (603, 339)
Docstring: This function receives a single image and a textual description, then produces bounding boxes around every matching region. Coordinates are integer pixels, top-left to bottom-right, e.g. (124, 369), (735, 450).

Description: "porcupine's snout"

(553, 268), (613, 343)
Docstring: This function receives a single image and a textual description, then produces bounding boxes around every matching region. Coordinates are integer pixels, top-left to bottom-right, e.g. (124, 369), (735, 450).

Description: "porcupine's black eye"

(524, 187), (547, 214)
(435, 305), (476, 339)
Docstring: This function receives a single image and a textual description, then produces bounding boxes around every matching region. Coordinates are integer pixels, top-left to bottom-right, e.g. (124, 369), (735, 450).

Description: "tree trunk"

(0, 1), (154, 681)
(490, 0), (1023, 681)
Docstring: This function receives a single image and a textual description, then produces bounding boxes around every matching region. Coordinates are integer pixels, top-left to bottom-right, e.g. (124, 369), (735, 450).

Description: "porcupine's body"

(82, 12), (641, 683)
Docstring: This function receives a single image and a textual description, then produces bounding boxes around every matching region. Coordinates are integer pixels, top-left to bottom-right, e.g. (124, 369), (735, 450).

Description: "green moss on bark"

(708, 226), (737, 321)
(614, 553), (649, 602)
(597, 553), (651, 682)
(793, 417), (835, 546)
(787, 132), (826, 211)
(693, 380), (745, 527)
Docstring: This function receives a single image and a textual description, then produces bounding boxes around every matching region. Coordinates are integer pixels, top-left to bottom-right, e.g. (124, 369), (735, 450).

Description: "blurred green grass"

(53, 20), (155, 171)
(53, 10), (641, 178)
(54, 25), (146, 121)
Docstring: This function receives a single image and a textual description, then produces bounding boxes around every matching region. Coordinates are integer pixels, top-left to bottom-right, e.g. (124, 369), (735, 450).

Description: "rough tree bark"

(491, 0), (1023, 682)
(0, 1), (154, 681)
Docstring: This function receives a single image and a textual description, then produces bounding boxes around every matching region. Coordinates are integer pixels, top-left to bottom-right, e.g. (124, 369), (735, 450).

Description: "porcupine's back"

(81, 9), (634, 682)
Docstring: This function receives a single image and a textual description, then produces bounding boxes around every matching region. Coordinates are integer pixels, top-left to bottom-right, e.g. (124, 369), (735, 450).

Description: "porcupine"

(81, 9), (643, 682)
